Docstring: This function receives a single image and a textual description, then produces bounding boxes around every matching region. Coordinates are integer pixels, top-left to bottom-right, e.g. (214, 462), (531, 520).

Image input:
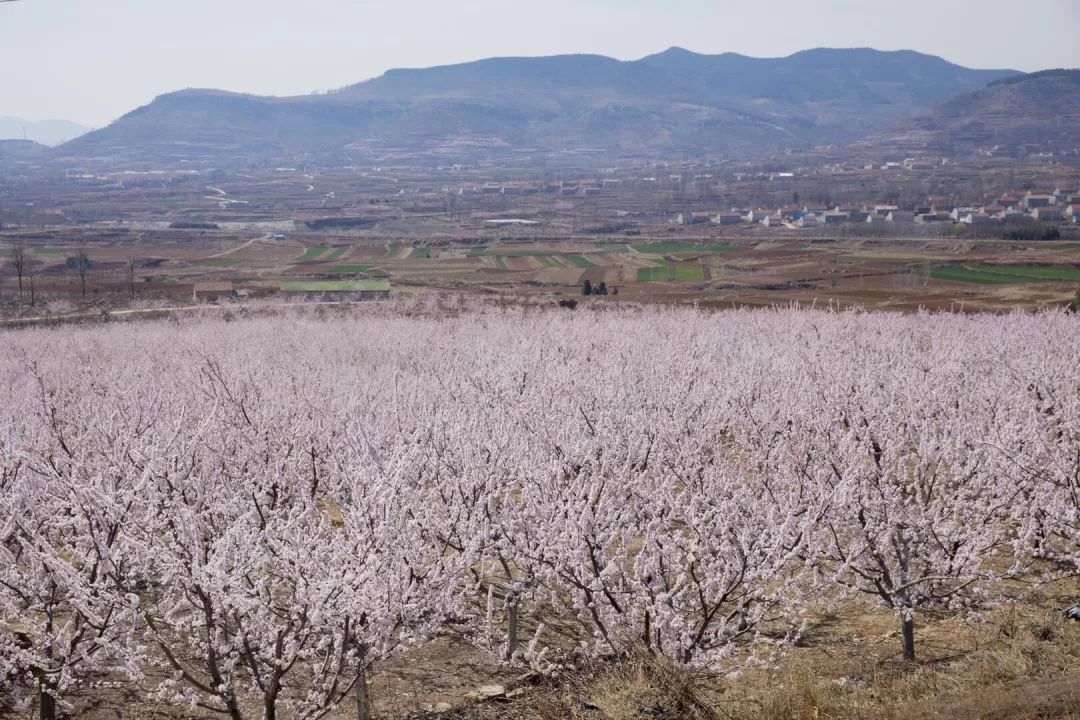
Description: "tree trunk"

(901, 615), (916, 663)
(355, 665), (372, 720)
(504, 596), (518, 662)
(38, 682), (56, 720)
(263, 679), (280, 720)
(39, 607), (56, 720)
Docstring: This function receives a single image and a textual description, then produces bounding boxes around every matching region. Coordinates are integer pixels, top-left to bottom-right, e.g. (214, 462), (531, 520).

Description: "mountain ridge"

(54, 47), (1021, 167)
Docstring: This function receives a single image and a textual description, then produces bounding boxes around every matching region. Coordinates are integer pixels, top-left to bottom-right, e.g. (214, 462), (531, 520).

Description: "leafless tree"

(10, 238), (27, 302)
(126, 258), (136, 301)
(76, 246), (89, 299)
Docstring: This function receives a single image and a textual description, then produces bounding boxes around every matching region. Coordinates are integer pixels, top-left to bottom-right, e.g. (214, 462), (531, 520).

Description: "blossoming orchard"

(1, 303), (1078, 719)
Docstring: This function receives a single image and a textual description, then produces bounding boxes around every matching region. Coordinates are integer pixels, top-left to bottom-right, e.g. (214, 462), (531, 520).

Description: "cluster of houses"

(679, 190), (1080, 229)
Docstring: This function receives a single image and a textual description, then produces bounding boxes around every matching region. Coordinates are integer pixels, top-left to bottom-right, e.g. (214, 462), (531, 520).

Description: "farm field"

(930, 263), (1080, 284)
(3, 304), (1080, 719)
(298, 246), (331, 261)
(637, 262), (707, 282)
(4, 224), (1078, 318)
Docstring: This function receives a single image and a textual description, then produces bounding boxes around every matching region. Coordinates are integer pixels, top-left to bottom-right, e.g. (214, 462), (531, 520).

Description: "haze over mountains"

(48, 47), (1029, 168)
(0, 117), (89, 146)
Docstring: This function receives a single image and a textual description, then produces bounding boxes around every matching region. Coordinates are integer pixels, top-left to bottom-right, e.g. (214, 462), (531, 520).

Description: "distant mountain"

(856, 69), (1080, 156)
(0, 117), (90, 146)
(55, 48), (1018, 167)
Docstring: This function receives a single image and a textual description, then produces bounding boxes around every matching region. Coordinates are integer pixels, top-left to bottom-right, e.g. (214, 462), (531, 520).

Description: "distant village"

(442, 172), (1079, 231)
(676, 187), (1078, 228)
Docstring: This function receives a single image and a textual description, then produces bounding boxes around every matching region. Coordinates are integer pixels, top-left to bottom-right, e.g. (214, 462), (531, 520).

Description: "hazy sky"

(2, 0), (1079, 128)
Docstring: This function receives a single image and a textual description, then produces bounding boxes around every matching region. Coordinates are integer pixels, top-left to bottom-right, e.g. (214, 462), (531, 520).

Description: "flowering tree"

(0, 361), (141, 720)
(796, 318), (1023, 662)
(121, 357), (455, 720)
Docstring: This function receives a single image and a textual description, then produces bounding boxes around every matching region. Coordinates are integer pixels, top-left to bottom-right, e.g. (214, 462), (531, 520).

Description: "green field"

(297, 247), (328, 261)
(538, 255), (562, 268)
(495, 257), (508, 270)
(564, 255), (597, 268)
(327, 264), (373, 274)
(323, 247), (349, 262)
(199, 258), (242, 267)
(636, 264), (707, 283)
(930, 264), (1080, 285)
(279, 280), (390, 293)
(633, 242), (738, 255)
(412, 247), (430, 259)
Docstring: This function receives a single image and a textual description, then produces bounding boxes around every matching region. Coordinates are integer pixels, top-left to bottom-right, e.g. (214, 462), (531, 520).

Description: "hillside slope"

(0, 139), (48, 169)
(55, 48), (1018, 167)
(856, 69), (1080, 157)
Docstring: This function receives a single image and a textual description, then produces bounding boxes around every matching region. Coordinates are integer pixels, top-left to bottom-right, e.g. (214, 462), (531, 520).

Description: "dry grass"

(528, 650), (720, 720)
(705, 590), (1080, 720)
(443, 589), (1080, 720)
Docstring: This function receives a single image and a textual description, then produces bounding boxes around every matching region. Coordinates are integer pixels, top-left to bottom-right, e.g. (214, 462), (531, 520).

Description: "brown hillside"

(858, 69), (1080, 156)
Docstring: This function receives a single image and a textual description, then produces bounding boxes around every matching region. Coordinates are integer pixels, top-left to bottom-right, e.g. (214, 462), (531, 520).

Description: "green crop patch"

(564, 255), (597, 268)
(323, 247), (349, 262)
(495, 257), (508, 270)
(411, 247), (430, 259)
(279, 280), (391, 293)
(538, 255), (562, 268)
(297, 247), (328, 261)
(930, 264), (1080, 285)
(327, 264), (373, 274)
(637, 264), (707, 283)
